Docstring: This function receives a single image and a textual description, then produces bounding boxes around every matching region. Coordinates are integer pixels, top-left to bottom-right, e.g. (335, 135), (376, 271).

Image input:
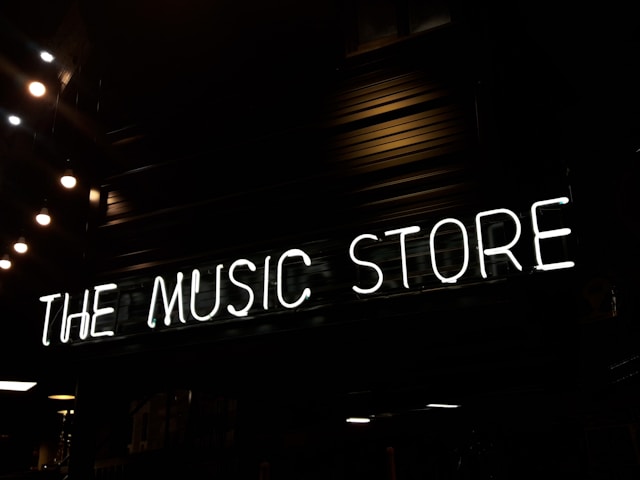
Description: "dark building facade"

(1, 1), (639, 479)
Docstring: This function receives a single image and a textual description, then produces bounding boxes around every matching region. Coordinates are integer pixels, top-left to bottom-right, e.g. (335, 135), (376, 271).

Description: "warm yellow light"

(48, 394), (75, 400)
(36, 207), (51, 226)
(89, 188), (100, 205)
(0, 255), (11, 270)
(28, 81), (46, 97)
(346, 417), (371, 424)
(60, 170), (77, 189)
(13, 237), (28, 254)
(0, 381), (37, 392)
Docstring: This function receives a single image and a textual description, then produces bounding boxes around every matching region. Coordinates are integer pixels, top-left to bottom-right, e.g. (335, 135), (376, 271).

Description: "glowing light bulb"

(426, 403), (461, 409)
(13, 237), (28, 254)
(8, 115), (21, 126)
(48, 393), (75, 400)
(40, 51), (54, 63)
(60, 169), (77, 189)
(346, 417), (370, 424)
(36, 207), (51, 226)
(0, 255), (12, 270)
(28, 81), (46, 97)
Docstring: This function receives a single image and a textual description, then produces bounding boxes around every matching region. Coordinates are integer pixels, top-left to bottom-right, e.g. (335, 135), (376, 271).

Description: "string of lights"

(1, 47), (78, 271)
(0, 2), (89, 282)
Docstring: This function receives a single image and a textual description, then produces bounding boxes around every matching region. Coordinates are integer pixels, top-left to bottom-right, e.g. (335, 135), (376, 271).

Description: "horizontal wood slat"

(96, 65), (478, 276)
(328, 106), (464, 150)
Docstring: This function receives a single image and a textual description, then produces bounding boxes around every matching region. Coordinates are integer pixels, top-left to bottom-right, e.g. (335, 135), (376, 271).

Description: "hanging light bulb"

(60, 168), (77, 189)
(36, 207), (51, 226)
(48, 393), (76, 400)
(0, 254), (12, 270)
(28, 81), (46, 97)
(13, 236), (28, 254)
(28, 80), (46, 98)
(40, 50), (54, 63)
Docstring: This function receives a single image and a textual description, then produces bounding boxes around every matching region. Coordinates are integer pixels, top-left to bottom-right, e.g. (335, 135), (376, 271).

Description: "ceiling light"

(345, 417), (371, 424)
(36, 207), (51, 226)
(28, 81), (46, 97)
(426, 403), (461, 409)
(89, 187), (101, 205)
(0, 381), (37, 392)
(0, 255), (11, 270)
(48, 393), (75, 400)
(40, 51), (54, 63)
(13, 236), (28, 254)
(7, 115), (21, 126)
(60, 169), (77, 189)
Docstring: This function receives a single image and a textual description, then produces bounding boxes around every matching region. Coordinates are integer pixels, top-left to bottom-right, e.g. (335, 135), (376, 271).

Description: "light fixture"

(60, 168), (77, 189)
(48, 393), (75, 401)
(426, 403), (461, 409)
(36, 207), (51, 226)
(0, 254), (11, 270)
(13, 236), (28, 254)
(40, 50), (54, 63)
(0, 381), (37, 392)
(28, 80), (46, 97)
(89, 187), (101, 205)
(345, 417), (371, 424)
(7, 114), (21, 126)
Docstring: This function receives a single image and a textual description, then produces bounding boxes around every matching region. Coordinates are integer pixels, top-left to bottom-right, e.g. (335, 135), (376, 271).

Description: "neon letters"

(39, 197), (574, 345)
(146, 248), (312, 328)
(350, 196), (574, 293)
(39, 283), (117, 346)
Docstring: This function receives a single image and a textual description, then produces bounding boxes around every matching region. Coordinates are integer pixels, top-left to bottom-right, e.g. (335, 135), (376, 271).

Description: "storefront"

(3, 1), (639, 479)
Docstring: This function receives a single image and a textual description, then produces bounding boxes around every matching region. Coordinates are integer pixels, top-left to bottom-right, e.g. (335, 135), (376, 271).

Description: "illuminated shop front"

(41, 52), (582, 476)
(2, 1), (638, 479)
(39, 196), (574, 346)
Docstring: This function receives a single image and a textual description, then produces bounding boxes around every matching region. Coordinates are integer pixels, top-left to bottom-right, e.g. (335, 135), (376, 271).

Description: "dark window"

(346, 0), (452, 54)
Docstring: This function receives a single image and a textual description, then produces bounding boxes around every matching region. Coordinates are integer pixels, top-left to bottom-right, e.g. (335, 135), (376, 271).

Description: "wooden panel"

(94, 64), (479, 277)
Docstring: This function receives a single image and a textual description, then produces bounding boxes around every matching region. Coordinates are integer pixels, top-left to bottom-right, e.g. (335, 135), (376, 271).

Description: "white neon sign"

(277, 249), (312, 309)
(190, 265), (223, 321)
(39, 292), (61, 346)
(61, 290), (90, 343)
(227, 259), (257, 317)
(531, 197), (575, 271)
(145, 248), (313, 329)
(148, 272), (186, 328)
(475, 208), (523, 278)
(39, 197), (575, 345)
(430, 218), (470, 284)
(349, 196), (574, 292)
(40, 283), (117, 345)
(349, 234), (384, 294)
(263, 256), (271, 310)
(385, 226), (421, 288)
(91, 283), (117, 337)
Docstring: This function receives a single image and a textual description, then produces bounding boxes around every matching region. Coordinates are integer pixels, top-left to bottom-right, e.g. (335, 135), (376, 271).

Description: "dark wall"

(6, 1), (640, 478)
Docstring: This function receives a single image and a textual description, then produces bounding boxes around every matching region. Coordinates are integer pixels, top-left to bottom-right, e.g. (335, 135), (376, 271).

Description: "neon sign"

(39, 197), (575, 346)
(146, 248), (312, 328)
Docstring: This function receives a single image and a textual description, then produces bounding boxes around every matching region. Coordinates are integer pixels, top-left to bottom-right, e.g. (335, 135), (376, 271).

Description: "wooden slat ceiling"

(96, 63), (480, 277)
